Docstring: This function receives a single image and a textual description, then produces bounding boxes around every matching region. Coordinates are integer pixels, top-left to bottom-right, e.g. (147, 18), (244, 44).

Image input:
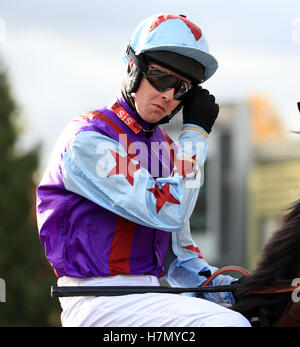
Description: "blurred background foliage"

(0, 62), (60, 326)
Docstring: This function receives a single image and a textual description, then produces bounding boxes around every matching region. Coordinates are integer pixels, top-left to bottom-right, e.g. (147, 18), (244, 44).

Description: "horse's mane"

(232, 198), (300, 326)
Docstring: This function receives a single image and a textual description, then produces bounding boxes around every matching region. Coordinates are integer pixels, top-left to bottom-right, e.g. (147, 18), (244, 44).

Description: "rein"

(51, 266), (300, 298)
(248, 284), (300, 295)
(204, 266), (300, 296)
(200, 266), (250, 287)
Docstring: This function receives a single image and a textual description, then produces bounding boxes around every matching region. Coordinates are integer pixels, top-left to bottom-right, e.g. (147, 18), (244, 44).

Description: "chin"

(142, 113), (165, 124)
(149, 116), (165, 124)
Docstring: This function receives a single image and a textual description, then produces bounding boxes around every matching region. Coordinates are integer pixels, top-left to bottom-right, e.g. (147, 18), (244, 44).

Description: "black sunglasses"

(142, 66), (194, 100)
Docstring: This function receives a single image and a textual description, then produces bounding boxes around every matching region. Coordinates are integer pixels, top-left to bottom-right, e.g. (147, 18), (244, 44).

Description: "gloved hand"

(166, 257), (236, 305)
(182, 86), (219, 134)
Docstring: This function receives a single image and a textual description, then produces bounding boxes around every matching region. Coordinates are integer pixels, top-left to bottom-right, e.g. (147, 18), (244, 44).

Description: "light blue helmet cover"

(123, 14), (218, 82)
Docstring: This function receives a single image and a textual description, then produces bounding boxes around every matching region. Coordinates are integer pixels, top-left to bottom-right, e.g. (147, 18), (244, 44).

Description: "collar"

(111, 93), (159, 136)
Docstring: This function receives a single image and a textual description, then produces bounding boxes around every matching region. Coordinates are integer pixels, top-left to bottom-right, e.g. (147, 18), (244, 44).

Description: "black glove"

(182, 86), (219, 134)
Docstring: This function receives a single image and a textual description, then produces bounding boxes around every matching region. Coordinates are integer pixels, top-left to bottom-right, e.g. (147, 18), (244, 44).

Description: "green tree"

(0, 66), (60, 326)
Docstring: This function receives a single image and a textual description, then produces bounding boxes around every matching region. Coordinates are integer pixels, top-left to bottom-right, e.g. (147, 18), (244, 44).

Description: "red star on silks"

(172, 155), (198, 179)
(147, 181), (180, 213)
(183, 245), (204, 259)
(107, 149), (140, 186)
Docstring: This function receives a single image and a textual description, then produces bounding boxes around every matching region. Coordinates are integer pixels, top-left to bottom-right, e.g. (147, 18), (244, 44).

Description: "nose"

(160, 88), (175, 100)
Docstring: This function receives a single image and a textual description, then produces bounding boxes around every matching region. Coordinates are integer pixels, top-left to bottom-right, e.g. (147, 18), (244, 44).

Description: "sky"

(0, 0), (300, 171)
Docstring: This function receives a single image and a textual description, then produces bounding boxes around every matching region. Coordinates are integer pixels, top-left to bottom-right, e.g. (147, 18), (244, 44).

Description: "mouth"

(152, 104), (166, 113)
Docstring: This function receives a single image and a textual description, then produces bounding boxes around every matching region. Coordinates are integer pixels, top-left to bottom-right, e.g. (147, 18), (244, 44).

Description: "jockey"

(36, 13), (250, 327)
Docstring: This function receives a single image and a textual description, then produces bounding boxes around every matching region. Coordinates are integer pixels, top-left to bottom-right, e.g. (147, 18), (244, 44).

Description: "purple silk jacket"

(36, 94), (178, 279)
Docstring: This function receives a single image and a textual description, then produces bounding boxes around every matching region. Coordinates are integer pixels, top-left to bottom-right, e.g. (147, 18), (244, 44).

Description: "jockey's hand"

(196, 272), (237, 305)
(166, 257), (236, 305)
(183, 86), (219, 134)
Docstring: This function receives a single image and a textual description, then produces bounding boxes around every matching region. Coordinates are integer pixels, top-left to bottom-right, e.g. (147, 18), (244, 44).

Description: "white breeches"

(57, 275), (251, 327)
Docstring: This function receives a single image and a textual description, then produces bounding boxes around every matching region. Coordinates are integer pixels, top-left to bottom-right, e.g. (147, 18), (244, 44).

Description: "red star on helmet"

(173, 155), (198, 179)
(107, 149), (140, 186)
(148, 181), (180, 213)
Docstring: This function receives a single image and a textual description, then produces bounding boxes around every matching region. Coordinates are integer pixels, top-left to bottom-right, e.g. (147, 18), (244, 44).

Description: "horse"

(231, 198), (300, 327)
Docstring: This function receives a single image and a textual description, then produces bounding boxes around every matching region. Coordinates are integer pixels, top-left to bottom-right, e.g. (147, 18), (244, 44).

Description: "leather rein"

(202, 266), (300, 295)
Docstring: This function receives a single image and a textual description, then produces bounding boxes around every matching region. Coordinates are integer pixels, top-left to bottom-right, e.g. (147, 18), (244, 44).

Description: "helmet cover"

(123, 13), (218, 82)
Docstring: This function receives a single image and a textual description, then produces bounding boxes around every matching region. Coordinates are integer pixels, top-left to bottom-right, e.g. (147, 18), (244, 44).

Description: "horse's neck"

(273, 302), (300, 327)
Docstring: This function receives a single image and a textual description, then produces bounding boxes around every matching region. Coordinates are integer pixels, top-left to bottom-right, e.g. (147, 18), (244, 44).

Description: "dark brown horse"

(232, 199), (300, 327)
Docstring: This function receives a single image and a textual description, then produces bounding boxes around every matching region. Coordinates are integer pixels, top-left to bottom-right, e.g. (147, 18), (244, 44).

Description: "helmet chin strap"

(157, 102), (184, 125)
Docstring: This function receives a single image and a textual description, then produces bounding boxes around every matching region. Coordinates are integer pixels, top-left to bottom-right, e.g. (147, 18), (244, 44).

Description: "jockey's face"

(132, 63), (190, 124)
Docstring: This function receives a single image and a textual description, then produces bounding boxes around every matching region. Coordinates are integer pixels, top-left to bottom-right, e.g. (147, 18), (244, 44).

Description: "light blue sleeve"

(166, 222), (236, 305)
(61, 125), (208, 232)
